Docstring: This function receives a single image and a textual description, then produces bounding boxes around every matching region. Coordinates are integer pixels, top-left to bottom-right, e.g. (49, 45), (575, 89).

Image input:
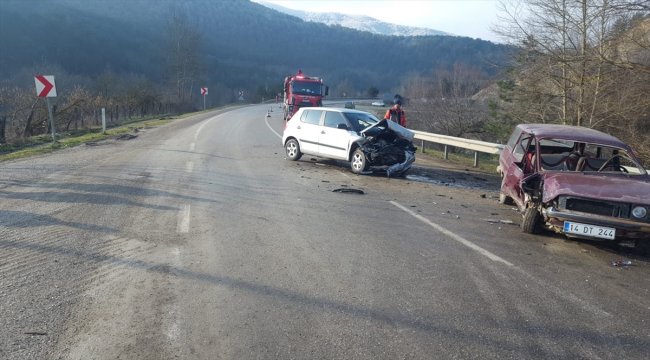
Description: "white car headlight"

(631, 206), (647, 219)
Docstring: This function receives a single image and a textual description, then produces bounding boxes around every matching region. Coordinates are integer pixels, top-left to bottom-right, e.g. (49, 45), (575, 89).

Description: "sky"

(252, 0), (502, 42)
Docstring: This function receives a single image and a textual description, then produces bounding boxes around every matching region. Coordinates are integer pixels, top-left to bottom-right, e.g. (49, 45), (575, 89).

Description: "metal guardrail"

(411, 130), (505, 167)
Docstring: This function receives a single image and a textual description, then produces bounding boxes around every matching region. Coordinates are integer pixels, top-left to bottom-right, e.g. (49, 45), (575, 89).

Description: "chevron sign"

(35, 75), (57, 97)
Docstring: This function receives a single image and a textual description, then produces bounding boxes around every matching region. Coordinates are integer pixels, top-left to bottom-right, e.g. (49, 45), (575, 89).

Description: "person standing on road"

(384, 94), (407, 127)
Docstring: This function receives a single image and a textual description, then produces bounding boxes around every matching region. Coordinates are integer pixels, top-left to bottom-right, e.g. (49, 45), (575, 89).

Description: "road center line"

(165, 247), (182, 342)
(186, 161), (194, 173)
(390, 200), (513, 266)
(177, 204), (191, 233)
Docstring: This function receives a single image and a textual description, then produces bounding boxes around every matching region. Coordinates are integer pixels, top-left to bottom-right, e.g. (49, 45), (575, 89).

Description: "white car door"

(296, 109), (324, 155)
(318, 111), (352, 160)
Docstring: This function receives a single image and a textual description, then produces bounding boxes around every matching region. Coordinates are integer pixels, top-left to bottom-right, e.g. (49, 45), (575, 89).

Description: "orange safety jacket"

(384, 106), (407, 127)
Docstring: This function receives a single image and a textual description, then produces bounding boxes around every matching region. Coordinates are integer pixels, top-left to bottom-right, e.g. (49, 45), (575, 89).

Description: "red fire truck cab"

(283, 70), (328, 120)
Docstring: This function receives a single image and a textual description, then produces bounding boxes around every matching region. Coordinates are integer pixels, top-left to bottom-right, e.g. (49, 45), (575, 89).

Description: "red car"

(498, 124), (650, 252)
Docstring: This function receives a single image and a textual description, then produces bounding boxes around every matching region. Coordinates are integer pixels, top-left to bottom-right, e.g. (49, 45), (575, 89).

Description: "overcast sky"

(252, 0), (502, 42)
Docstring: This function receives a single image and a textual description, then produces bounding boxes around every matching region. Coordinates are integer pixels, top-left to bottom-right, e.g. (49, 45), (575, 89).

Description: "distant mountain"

(257, 1), (449, 37)
(0, 0), (508, 103)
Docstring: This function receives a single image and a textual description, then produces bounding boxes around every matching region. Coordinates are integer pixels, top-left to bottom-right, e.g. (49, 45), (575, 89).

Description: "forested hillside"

(0, 0), (507, 96)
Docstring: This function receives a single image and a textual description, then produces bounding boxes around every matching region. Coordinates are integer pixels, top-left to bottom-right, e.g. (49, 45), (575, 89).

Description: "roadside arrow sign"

(35, 75), (57, 97)
(201, 87), (208, 96)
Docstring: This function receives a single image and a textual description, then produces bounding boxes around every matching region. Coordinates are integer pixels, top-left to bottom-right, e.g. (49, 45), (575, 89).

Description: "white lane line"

(177, 204), (191, 233)
(390, 200), (513, 266)
(391, 200), (612, 318)
(185, 161), (194, 173)
(265, 114), (282, 139)
(165, 246), (182, 342)
(189, 142), (195, 152)
(195, 121), (210, 141)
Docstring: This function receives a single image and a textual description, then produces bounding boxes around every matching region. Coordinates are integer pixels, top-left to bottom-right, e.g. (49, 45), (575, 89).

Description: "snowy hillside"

(257, 1), (449, 37)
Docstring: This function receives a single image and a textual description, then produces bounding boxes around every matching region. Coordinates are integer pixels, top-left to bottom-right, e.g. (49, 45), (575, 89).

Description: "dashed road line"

(177, 204), (191, 233)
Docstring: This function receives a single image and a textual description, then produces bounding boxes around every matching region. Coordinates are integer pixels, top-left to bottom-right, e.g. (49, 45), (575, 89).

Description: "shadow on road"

(1, 237), (648, 356)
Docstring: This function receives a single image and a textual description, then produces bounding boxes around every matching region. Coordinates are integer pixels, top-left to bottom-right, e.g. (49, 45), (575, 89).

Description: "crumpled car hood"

(361, 119), (414, 142)
(541, 172), (650, 204)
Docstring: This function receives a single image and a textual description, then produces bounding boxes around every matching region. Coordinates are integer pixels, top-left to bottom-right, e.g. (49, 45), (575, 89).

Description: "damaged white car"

(282, 107), (416, 176)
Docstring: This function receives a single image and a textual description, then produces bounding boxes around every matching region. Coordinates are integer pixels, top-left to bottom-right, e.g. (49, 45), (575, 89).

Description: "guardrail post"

(421, 139), (425, 153)
(443, 145), (449, 160)
(474, 151), (479, 167)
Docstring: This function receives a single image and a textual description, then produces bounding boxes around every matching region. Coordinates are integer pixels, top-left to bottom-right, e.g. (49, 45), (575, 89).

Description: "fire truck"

(283, 70), (328, 120)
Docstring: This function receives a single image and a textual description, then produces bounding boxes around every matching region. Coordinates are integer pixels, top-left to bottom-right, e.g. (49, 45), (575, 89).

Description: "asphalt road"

(1, 104), (648, 359)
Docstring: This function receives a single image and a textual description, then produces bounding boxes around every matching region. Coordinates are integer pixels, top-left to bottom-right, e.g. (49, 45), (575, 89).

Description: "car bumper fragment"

(386, 150), (415, 177)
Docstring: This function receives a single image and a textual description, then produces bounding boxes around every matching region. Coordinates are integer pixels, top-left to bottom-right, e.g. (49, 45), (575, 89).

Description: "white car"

(281, 107), (416, 176)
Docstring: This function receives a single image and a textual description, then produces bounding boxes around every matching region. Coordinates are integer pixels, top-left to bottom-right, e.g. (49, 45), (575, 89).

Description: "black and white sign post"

(34, 75), (57, 141)
(201, 87), (208, 110)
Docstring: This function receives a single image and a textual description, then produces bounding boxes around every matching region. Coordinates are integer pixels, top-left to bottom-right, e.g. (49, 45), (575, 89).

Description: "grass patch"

(0, 117), (175, 162)
(419, 147), (499, 173)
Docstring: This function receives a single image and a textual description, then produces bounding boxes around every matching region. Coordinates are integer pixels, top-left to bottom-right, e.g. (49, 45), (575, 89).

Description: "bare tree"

(166, 9), (203, 110)
(408, 64), (489, 138)
(493, 0), (650, 163)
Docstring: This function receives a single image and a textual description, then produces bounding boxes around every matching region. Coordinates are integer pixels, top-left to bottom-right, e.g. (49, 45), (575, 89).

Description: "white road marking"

(165, 247), (182, 342)
(189, 142), (195, 152)
(265, 114), (282, 139)
(390, 200), (611, 318)
(391, 200), (513, 266)
(195, 121), (210, 140)
(185, 161), (194, 173)
(177, 204), (191, 233)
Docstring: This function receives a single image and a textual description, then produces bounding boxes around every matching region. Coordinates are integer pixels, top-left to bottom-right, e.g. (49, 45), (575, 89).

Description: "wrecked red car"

(498, 124), (650, 251)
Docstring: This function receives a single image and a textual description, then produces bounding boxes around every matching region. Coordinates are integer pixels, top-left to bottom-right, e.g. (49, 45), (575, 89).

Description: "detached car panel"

(498, 124), (650, 246)
(282, 107), (416, 176)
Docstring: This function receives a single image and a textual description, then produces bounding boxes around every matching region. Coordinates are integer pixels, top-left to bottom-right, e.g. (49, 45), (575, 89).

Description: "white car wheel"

(350, 149), (368, 174)
(285, 139), (302, 161)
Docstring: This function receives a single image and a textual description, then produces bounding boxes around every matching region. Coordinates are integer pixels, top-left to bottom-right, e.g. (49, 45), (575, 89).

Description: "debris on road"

(483, 218), (515, 225)
(611, 259), (633, 268)
(332, 188), (364, 195)
(116, 133), (138, 141)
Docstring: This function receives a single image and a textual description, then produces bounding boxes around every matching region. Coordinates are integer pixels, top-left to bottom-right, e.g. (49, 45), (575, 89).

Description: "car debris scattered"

(610, 259), (633, 268)
(332, 188), (365, 195)
(116, 133), (138, 140)
(483, 219), (515, 225)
